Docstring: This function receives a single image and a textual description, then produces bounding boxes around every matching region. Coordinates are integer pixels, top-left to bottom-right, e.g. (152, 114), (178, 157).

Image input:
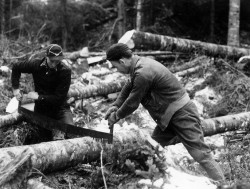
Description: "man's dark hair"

(106, 43), (132, 61)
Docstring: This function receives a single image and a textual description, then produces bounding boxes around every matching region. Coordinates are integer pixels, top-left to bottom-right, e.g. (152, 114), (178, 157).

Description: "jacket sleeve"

(116, 73), (152, 119)
(112, 80), (132, 107)
(11, 59), (37, 89)
(37, 68), (71, 106)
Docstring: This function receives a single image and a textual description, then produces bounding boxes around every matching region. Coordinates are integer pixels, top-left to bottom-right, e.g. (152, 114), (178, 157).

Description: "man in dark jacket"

(11, 44), (73, 140)
(105, 43), (225, 181)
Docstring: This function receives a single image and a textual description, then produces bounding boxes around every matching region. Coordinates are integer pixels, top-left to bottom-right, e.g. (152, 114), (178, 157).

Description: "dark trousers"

(152, 101), (225, 181)
(34, 104), (73, 140)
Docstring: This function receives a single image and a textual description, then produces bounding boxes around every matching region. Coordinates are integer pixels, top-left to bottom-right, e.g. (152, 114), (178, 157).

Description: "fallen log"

(0, 112), (24, 128)
(169, 55), (210, 73)
(118, 30), (250, 59)
(175, 58), (212, 77)
(1, 111), (250, 173)
(88, 51), (187, 57)
(68, 78), (128, 99)
(63, 47), (89, 61)
(202, 111), (250, 136)
(0, 137), (102, 173)
(0, 127), (219, 189)
(0, 147), (53, 189)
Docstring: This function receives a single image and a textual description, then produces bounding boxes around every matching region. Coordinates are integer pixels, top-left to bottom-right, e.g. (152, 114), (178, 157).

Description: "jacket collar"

(40, 57), (58, 72)
(129, 55), (140, 76)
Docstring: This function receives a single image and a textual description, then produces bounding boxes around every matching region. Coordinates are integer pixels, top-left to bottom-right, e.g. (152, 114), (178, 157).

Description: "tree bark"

(117, 0), (126, 39)
(1, 111), (250, 187)
(0, 129), (218, 188)
(68, 78), (128, 99)
(202, 111), (250, 136)
(227, 0), (240, 47)
(0, 0), (5, 35)
(118, 30), (250, 59)
(61, 0), (68, 50)
(0, 137), (102, 173)
(136, 0), (143, 31)
(0, 112), (24, 128)
(8, 0), (12, 32)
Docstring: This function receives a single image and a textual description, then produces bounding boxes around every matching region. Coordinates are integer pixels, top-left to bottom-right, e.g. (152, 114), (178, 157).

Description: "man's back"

(134, 56), (186, 113)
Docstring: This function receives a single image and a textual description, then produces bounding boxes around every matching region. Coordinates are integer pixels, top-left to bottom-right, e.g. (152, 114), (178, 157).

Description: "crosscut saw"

(18, 103), (113, 143)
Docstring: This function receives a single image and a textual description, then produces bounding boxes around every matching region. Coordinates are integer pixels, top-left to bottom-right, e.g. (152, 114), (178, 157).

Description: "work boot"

(52, 130), (65, 140)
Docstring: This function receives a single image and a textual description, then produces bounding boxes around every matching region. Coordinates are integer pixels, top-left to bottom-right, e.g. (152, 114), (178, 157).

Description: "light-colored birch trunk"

(227, 0), (240, 47)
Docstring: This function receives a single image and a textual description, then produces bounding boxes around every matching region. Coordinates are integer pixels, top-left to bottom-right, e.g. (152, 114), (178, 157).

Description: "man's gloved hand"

(108, 112), (120, 126)
(105, 106), (118, 120)
(26, 91), (39, 100)
(13, 89), (22, 101)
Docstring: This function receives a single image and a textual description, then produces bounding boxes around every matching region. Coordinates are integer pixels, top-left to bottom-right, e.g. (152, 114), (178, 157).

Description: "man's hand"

(105, 106), (118, 120)
(27, 91), (39, 100)
(13, 89), (22, 101)
(108, 112), (120, 126)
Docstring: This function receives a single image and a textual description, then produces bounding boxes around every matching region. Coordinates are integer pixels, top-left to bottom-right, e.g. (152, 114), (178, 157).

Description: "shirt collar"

(40, 58), (47, 67)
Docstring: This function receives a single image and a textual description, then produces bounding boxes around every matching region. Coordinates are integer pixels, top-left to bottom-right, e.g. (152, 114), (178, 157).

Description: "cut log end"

(118, 30), (135, 49)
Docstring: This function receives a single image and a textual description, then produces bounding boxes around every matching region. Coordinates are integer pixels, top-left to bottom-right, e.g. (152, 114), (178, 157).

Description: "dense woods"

(0, 0), (250, 52)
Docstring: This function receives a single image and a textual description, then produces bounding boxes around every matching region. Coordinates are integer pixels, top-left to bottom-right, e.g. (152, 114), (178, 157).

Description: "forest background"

(0, 0), (249, 56)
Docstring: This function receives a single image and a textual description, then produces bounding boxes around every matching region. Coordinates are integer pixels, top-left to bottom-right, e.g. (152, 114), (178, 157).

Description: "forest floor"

(1, 54), (250, 189)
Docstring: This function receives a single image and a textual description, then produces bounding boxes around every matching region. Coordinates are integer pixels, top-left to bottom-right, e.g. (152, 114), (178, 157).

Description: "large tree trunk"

(0, 112), (23, 128)
(0, 129), (219, 188)
(1, 111), (250, 171)
(0, 111), (250, 189)
(0, 0), (5, 35)
(136, 0), (143, 31)
(119, 30), (250, 59)
(117, 0), (126, 40)
(68, 78), (128, 99)
(8, 0), (12, 32)
(0, 137), (102, 173)
(227, 0), (240, 47)
(202, 111), (250, 136)
(61, 0), (68, 50)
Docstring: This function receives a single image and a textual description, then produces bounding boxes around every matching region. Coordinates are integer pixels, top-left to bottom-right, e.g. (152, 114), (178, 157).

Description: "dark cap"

(46, 44), (63, 57)
(106, 43), (132, 61)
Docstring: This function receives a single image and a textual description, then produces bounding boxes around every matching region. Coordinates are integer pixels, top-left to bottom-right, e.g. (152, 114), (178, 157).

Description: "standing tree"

(209, 0), (215, 42)
(227, 0), (240, 46)
(136, 0), (143, 31)
(117, 0), (126, 39)
(61, 0), (68, 50)
(0, 0), (5, 36)
(8, 0), (12, 32)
